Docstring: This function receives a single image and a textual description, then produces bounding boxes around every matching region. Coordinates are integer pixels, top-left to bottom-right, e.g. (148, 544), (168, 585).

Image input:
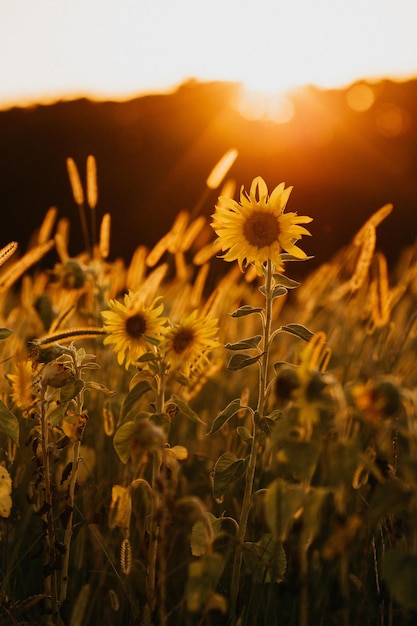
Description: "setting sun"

(1, 0), (417, 108)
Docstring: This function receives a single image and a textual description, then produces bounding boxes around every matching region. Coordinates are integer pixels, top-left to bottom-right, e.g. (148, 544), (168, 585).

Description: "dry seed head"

(179, 216), (206, 252)
(120, 537), (132, 575)
(103, 404), (115, 436)
(190, 263), (210, 308)
(99, 213), (111, 259)
(0, 240), (55, 291)
(354, 203), (393, 245)
(350, 225), (376, 291)
(38, 206), (58, 245)
(127, 246), (147, 289)
(140, 263), (168, 302)
(108, 589), (120, 612)
(55, 219), (70, 262)
(66, 157), (84, 205)
(86, 155), (98, 209)
(369, 252), (390, 329)
(146, 233), (171, 267)
(193, 238), (223, 265)
(219, 178), (237, 200)
(174, 251), (189, 280)
(49, 304), (77, 334)
(0, 241), (18, 267)
(206, 148), (238, 189)
(35, 327), (106, 347)
(166, 210), (190, 253)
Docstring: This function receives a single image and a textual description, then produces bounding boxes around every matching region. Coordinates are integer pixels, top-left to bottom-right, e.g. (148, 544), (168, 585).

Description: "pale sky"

(1, 0), (416, 108)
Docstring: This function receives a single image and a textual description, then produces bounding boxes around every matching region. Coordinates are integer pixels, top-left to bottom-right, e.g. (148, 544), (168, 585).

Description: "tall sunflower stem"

(59, 354), (84, 611)
(40, 389), (59, 625)
(145, 365), (167, 626)
(230, 260), (274, 624)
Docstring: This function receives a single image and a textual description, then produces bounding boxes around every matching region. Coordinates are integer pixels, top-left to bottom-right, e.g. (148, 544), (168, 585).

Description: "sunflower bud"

(40, 362), (74, 389)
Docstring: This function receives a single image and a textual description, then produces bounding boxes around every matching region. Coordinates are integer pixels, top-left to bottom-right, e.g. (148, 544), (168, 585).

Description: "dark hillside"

(1, 79), (416, 270)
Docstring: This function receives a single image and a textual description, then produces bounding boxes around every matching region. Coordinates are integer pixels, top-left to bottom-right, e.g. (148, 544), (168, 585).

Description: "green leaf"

(136, 351), (159, 363)
(230, 305), (264, 318)
(315, 440), (364, 487)
(208, 399), (244, 435)
(186, 554), (226, 613)
(191, 512), (223, 557)
(47, 402), (68, 428)
(113, 421), (137, 463)
(120, 380), (155, 423)
(302, 488), (331, 545)
(84, 381), (116, 395)
(279, 324), (314, 343)
(237, 426), (253, 445)
(272, 286), (288, 299)
(279, 439), (322, 482)
(273, 274), (301, 289)
(264, 478), (305, 542)
(259, 285), (288, 298)
(0, 328), (13, 340)
(60, 378), (84, 403)
(243, 534), (287, 583)
(170, 394), (205, 424)
(368, 478), (413, 528)
(382, 551), (417, 608)
(212, 452), (246, 500)
(0, 399), (19, 446)
(227, 352), (264, 371)
(280, 253), (314, 262)
(225, 335), (262, 351)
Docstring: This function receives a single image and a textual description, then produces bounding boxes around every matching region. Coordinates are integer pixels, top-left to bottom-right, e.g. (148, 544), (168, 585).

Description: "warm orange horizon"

(1, 0), (417, 110)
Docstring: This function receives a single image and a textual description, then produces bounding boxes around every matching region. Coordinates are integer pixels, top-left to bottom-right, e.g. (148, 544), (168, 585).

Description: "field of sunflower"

(0, 154), (417, 626)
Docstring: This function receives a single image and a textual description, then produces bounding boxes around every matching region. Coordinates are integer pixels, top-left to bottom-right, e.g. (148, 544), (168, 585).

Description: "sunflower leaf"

(272, 286), (288, 299)
(113, 421), (137, 463)
(0, 399), (19, 446)
(273, 274), (301, 289)
(208, 398), (243, 435)
(280, 254), (315, 262)
(0, 328), (13, 340)
(136, 351), (159, 363)
(237, 426), (253, 445)
(279, 324), (314, 342)
(230, 305), (264, 318)
(225, 335), (262, 351)
(227, 352), (264, 371)
(170, 394), (206, 424)
(60, 379), (84, 403)
(212, 452), (246, 500)
(120, 380), (155, 423)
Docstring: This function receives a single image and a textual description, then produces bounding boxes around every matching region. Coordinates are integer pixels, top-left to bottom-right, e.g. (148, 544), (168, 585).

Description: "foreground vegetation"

(0, 154), (417, 625)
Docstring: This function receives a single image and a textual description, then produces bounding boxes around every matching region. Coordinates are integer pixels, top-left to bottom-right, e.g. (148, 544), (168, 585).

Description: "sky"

(1, 0), (417, 108)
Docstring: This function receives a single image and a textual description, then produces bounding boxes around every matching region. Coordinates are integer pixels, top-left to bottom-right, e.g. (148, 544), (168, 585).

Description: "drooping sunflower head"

(101, 291), (166, 369)
(162, 310), (219, 379)
(211, 176), (312, 275)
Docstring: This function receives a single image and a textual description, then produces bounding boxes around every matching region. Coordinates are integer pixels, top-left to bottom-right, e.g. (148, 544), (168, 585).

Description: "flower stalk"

(230, 259), (274, 622)
(39, 387), (59, 624)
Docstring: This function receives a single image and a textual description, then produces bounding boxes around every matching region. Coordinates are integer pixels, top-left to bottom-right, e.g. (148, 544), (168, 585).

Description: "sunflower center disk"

(172, 329), (194, 354)
(125, 314), (147, 339)
(243, 210), (280, 247)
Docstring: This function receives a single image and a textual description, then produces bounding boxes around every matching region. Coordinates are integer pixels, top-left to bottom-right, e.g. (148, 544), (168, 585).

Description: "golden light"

(234, 87), (295, 124)
(346, 84), (376, 112)
(1, 0), (417, 108)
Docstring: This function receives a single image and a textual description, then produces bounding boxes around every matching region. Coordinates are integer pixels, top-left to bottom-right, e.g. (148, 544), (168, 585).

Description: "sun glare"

(234, 87), (295, 124)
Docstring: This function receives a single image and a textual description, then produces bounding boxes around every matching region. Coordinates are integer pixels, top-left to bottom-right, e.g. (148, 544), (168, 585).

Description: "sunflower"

(6, 360), (36, 415)
(211, 176), (312, 275)
(101, 291), (166, 368)
(163, 310), (219, 378)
